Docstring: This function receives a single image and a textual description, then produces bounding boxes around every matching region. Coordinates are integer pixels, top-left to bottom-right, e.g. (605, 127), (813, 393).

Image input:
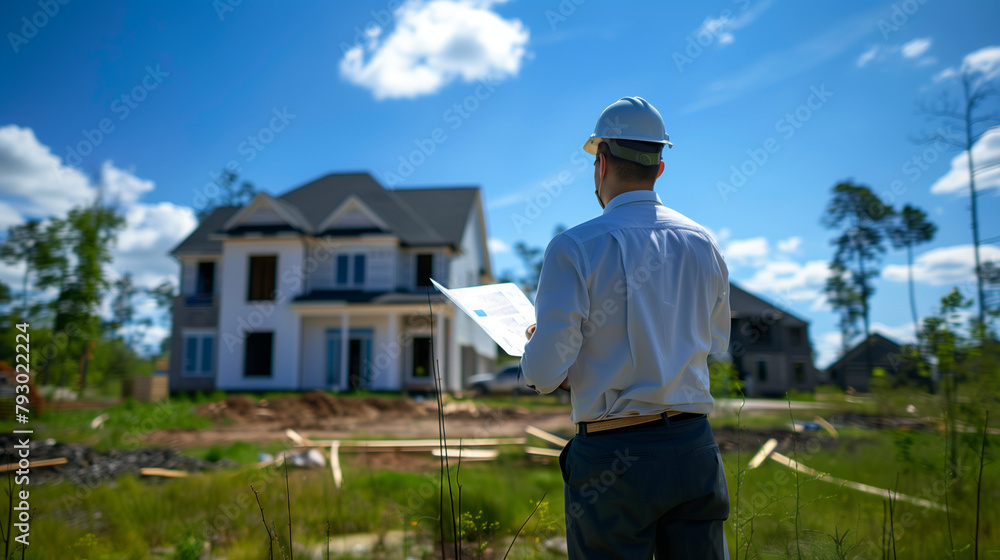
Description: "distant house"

(824, 333), (924, 392)
(168, 172), (496, 394)
(727, 283), (818, 397)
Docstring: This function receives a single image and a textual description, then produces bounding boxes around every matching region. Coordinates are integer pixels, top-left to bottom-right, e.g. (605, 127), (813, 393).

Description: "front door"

(326, 329), (373, 390)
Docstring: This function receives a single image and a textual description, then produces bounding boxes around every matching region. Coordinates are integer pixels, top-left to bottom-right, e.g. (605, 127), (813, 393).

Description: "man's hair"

(597, 140), (663, 184)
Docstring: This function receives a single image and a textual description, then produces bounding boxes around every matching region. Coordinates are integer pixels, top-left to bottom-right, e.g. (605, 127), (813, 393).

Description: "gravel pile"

(0, 434), (236, 486)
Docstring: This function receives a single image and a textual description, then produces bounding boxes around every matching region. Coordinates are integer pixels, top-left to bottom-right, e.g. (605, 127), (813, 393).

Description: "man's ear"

(656, 160), (665, 179)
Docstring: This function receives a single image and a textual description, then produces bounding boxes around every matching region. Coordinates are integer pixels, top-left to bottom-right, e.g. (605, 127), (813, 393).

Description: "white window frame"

(335, 252), (367, 288)
(182, 329), (216, 377)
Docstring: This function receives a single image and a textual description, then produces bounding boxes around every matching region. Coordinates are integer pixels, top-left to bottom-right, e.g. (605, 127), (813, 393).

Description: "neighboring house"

(727, 283), (819, 397)
(824, 333), (924, 392)
(168, 172), (496, 394)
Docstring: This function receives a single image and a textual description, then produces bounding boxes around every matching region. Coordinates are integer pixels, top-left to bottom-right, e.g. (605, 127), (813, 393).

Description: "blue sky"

(1, 0), (999, 366)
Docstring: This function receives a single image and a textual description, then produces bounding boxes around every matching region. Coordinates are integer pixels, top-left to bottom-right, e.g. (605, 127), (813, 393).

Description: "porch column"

(386, 312), (399, 389)
(339, 313), (349, 391)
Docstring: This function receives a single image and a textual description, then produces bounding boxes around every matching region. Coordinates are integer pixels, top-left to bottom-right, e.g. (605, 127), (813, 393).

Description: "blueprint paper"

(430, 278), (535, 356)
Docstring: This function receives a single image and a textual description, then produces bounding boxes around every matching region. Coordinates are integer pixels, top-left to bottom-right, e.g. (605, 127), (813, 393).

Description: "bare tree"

(887, 204), (937, 340)
(915, 66), (999, 324)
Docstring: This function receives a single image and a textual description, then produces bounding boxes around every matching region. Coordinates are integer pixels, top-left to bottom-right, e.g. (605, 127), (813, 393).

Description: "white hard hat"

(583, 96), (673, 162)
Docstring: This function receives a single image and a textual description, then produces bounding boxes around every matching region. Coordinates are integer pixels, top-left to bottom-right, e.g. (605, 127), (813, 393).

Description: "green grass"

(0, 396), (213, 451)
(29, 454), (565, 559)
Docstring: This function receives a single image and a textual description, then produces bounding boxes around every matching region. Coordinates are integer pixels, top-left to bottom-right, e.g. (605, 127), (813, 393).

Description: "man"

(520, 96), (731, 559)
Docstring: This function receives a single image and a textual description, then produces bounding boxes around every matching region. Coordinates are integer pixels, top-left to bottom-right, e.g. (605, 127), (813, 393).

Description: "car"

(467, 364), (571, 400)
(468, 364), (535, 395)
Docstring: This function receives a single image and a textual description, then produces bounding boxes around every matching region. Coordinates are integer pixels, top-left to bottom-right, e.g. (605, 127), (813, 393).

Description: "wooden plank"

(330, 441), (343, 489)
(525, 425), (568, 447)
(333, 437), (525, 449)
(525, 446), (561, 458)
(0, 457), (68, 472)
(768, 452), (943, 511)
(813, 416), (839, 438)
(430, 448), (499, 460)
(285, 429), (309, 446)
(140, 468), (188, 478)
(747, 438), (778, 470)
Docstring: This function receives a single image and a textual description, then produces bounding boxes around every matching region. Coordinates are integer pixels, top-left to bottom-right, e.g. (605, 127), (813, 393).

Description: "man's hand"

(525, 324), (536, 340)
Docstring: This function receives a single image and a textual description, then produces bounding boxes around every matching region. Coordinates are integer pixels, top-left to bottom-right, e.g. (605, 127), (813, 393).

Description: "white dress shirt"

(520, 190), (730, 424)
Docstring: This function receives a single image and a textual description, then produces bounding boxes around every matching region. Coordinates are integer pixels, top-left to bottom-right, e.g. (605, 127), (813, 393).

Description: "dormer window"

(336, 253), (367, 288)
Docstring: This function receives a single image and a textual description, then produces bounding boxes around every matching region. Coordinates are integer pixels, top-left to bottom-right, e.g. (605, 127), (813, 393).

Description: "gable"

(222, 193), (311, 233)
(317, 194), (390, 233)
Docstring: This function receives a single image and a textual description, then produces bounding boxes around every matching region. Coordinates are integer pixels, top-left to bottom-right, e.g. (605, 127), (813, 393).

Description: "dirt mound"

(198, 392), (434, 429)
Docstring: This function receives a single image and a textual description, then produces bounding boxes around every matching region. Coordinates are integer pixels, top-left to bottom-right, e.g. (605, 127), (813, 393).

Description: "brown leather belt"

(579, 411), (695, 435)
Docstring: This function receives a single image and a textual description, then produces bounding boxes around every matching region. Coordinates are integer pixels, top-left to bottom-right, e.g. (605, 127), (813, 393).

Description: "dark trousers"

(559, 415), (730, 559)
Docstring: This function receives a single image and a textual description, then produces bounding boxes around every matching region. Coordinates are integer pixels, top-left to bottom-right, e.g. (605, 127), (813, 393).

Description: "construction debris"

(525, 425), (568, 447)
(748, 438), (943, 511)
(140, 467), (188, 478)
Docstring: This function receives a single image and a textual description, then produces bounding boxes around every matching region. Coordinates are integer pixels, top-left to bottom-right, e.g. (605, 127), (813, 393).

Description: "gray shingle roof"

(170, 206), (240, 255)
(171, 173), (480, 255)
(729, 282), (809, 326)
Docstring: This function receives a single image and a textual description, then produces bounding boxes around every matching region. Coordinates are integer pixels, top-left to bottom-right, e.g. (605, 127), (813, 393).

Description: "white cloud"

(870, 321), (917, 344)
(0, 126), (198, 353)
(100, 160), (155, 208)
(113, 200), (196, 289)
(777, 236), (802, 254)
(487, 237), (510, 254)
(693, 0), (773, 49)
(740, 259), (830, 304)
(882, 244), (1000, 286)
(901, 37), (931, 59)
(934, 45), (1000, 85)
(814, 331), (843, 370)
(0, 125), (95, 219)
(929, 128), (1000, 195)
(725, 237), (769, 266)
(856, 45), (879, 67)
(339, 0), (529, 100)
(855, 37), (933, 68)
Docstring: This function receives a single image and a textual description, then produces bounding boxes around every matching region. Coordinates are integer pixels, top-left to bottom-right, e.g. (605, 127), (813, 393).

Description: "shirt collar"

(603, 190), (662, 215)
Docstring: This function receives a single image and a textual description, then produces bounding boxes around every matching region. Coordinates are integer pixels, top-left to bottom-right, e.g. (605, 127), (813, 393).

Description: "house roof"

(824, 332), (902, 373)
(729, 282), (809, 326)
(170, 205), (240, 255)
(171, 173), (481, 255)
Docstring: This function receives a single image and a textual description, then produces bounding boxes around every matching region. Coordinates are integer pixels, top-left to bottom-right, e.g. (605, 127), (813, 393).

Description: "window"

(794, 362), (805, 382)
(412, 336), (432, 378)
(244, 332), (274, 377)
(416, 253), (433, 287)
(183, 333), (216, 376)
(756, 360), (768, 381)
(248, 256), (276, 301)
(196, 262), (215, 295)
(353, 254), (366, 285)
(789, 326), (803, 346)
(335, 253), (367, 287)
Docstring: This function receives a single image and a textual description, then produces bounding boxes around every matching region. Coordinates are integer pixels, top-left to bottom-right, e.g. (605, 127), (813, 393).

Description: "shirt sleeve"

(520, 233), (590, 394)
(709, 239), (731, 356)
